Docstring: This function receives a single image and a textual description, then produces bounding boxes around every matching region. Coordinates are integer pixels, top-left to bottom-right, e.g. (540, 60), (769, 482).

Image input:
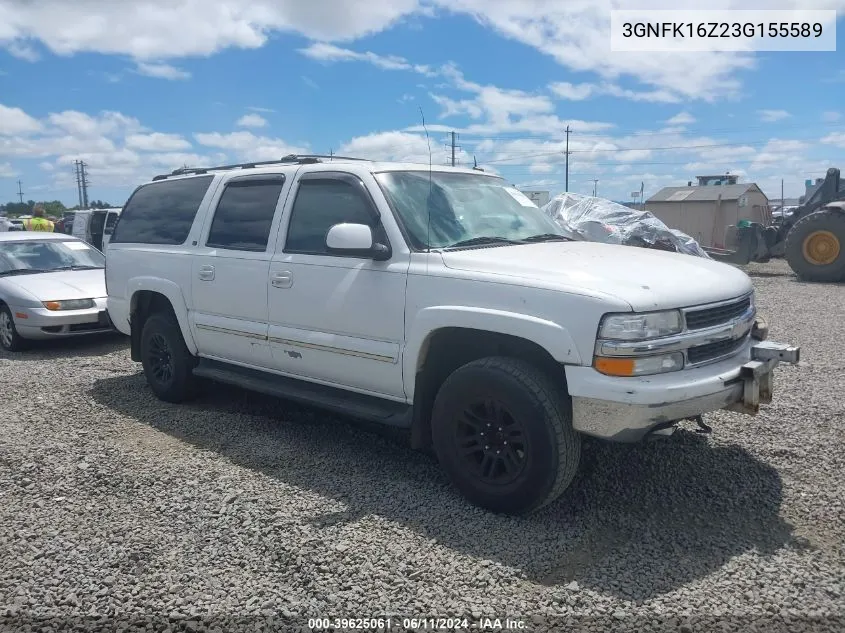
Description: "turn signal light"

(594, 352), (684, 377)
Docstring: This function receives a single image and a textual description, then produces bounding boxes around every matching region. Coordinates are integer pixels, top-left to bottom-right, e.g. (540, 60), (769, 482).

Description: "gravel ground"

(0, 259), (843, 633)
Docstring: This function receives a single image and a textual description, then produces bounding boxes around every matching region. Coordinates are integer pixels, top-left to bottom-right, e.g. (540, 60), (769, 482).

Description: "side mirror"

(325, 223), (390, 260)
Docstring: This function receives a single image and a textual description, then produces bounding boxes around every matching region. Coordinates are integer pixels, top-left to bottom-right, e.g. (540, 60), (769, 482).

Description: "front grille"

(685, 296), (751, 330)
(687, 334), (748, 364)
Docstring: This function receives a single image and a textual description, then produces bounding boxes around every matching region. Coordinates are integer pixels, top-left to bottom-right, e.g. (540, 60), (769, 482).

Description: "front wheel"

(0, 305), (30, 352)
(784, 209), (845, 282)
(140, 312), (198, 403)
(431, 356), (581, 515)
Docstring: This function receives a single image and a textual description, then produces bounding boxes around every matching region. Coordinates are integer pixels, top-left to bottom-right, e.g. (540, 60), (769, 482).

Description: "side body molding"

(403, 305), (583, 400)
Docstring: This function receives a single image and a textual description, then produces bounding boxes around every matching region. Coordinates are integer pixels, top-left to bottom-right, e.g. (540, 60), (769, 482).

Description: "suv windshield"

(0, 239), (105, 276)
(375, 170), (565, 250)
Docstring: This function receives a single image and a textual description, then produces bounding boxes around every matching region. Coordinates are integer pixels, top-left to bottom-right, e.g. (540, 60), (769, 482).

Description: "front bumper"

(12, 298), (115, 340)
(566, 339), (800, 443)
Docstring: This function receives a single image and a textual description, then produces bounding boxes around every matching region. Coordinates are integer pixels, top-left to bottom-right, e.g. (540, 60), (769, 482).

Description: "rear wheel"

(431, 356), (581, 515)
(0, 305), (29, 352)
(784, 209), (845, 282)
(140, 312), (198, 402)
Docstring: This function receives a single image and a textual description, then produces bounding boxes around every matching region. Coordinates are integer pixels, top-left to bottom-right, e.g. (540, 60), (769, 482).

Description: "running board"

(192, 359), (412, 428)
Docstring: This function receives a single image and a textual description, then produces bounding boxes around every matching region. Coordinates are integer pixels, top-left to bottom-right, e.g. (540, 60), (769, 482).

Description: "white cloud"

(821, 132), (845, 148)
(5, 0), (845, 104)
(134, 61), (190, 80)
(302, 76), (319, 89)
(666, 112), (696, 126)
(0, 0), (422, 60)
(6, 41), (39, 62)
(125, 132), (192, 151)
(236, 113), (268, 128)
(0, 104), (43, 135)
(46, 110), (143, 138)
(338, 130), (443, 164)
(298, 42), (435, 75)
(758, 109), (791, 122)
(0, 162), (18, 177)
(548, 82), (596, 101)
(248, 106), (276, 113)
(822, 111), (841, 122)
(194, 131), (308, 161)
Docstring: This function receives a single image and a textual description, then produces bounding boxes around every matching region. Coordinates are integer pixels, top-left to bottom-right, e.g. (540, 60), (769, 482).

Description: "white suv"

(106, 155), (799, 515)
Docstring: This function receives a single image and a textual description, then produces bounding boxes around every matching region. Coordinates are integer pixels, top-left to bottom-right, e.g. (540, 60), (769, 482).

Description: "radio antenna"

(419, 106), (433, 266)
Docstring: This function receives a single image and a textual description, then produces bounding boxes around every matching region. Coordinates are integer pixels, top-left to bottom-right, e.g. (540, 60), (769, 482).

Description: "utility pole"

(329, 148), (333, 161)
(564, 125), (571, 192)
(74, 160), (90, 208)
(446, 131), (460, 167)
(781, 178), (784, 215)
(592, 179), (599, 197)
(16, 180), (24, 204)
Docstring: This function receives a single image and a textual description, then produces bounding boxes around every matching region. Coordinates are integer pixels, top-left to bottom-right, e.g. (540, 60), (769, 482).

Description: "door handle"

(198, 264), (215, 281)
(271, 271), (293, 289)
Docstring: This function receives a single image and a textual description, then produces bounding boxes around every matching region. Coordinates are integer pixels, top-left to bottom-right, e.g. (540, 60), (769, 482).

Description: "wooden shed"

(645, 183), (770, 249)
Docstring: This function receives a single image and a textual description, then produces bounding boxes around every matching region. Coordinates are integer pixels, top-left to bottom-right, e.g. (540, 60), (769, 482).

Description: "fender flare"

(127, 276), (197, 354)
(403, 305), (583, 400)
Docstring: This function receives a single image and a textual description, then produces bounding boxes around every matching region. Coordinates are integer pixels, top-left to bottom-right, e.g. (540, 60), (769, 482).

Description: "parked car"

(106, 156), (800, 515)
(71, 208), (122, 251)
(0, 232), (113, 351)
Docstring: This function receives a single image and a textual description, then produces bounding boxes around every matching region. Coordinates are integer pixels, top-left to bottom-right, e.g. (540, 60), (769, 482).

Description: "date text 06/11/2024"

(307, 617), (528, 630)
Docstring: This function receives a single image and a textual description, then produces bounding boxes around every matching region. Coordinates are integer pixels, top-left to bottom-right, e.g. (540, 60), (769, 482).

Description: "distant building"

(520, 190), (551, 207)
(646, 182), (769, 249)
(694, 174), (740, 186)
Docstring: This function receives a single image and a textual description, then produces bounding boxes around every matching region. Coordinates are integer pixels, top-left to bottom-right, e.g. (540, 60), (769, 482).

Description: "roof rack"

(151, 154), (371, 181)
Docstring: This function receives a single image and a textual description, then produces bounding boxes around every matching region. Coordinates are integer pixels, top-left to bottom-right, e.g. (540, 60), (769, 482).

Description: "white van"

(71, 208), (121, 251)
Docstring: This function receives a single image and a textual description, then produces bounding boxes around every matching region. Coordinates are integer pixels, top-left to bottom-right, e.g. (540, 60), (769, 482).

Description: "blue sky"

(1, 0), (844, 207)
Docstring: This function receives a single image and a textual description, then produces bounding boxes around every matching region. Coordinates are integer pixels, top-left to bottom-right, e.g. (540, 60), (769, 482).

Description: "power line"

(458, 119), (845, 142)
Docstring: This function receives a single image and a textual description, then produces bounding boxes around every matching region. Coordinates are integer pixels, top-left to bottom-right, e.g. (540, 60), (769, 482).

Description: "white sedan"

(0, 232), (113, 351)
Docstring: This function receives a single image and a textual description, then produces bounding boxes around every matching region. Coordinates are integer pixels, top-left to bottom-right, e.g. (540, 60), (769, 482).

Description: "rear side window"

(206, 176), (285, 252)
(111, 176), (214, 245)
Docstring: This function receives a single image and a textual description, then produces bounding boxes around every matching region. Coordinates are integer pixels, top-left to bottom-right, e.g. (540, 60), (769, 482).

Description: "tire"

(431, 356), (581, 515)
(784, 209), (845, 282)
(140, 312), (198, 403)
(0, 304), (30, 352)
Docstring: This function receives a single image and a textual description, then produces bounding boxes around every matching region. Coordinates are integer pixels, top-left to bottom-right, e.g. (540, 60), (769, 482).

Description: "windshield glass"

(0, 239), (105, 275)
(375, 171), (565, 249)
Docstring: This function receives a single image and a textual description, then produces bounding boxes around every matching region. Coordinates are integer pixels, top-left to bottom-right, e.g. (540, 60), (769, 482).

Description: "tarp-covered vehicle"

(542, 192), (710, 258)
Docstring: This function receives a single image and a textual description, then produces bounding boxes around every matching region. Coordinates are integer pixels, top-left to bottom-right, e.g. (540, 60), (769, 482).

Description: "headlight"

(598, 310), (683, 340)
(594, 352), (684, 377)
(42, 299), (95, 311)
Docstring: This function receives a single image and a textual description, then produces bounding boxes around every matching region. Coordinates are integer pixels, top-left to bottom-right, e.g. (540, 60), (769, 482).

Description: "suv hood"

(2, 269), (106, 301)
(440, 241), (753, 311)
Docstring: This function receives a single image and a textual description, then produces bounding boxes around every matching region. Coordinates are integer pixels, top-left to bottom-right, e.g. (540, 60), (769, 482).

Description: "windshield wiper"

(52, 265), (103, 271)
(444, 236), (523, 250)
(521, 233), (572, 243)
(0, 269), (50, 276)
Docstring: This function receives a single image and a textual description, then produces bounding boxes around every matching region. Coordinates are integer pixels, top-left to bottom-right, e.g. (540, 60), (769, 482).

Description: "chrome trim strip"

(268, 337), (395, 363)
(596, 305), (756, 357)
(195, 323), (267, 341)
(681, 291), (754, 314)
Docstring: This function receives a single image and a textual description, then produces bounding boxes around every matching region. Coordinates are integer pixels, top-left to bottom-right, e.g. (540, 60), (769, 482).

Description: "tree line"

(0, 199), (117, 217)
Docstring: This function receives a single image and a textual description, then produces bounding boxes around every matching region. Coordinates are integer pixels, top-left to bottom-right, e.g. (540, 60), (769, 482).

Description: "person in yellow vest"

(23, 205), (55, 232)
